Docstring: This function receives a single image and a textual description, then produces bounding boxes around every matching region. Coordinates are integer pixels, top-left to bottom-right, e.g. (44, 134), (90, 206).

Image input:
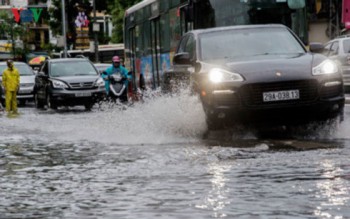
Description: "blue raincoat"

(102, 65), (130, 95)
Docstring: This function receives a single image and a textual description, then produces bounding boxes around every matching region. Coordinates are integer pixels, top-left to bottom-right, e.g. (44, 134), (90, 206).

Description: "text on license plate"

(18, 89), (29, 94)
(263, 90), (300, 102)
(76, 92), (91, 97)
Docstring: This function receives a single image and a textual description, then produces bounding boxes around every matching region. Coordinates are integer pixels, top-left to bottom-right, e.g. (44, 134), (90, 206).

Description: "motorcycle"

(102, 71), (128, 103)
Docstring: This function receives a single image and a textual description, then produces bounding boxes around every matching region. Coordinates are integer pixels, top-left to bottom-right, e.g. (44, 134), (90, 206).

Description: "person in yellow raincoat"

(2, 60), (20, 115)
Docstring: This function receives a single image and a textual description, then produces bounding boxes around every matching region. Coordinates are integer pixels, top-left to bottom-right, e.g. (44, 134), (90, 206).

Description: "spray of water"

(0, 89), (207, 145)
(1, 88), (349, 145)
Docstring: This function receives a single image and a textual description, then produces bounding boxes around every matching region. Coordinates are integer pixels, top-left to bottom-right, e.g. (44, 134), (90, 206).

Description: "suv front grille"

(240, 80), (318, 107)
(69, 82), (94, 89)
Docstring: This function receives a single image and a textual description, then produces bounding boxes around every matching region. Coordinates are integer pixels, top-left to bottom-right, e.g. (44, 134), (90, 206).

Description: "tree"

(109, 0), (142, 43)
(0, 11), (27, 59)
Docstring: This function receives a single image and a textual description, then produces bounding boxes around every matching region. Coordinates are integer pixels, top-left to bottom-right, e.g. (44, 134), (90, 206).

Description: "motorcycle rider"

(102, 56), (130, 102)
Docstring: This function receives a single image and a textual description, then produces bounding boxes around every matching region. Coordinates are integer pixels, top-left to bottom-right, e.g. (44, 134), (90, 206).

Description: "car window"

(323, 43), (332, 56)
(40, 62), (49, 75)
(0, 65), (5, 75)
(184, 35), (196, 60)
(329, 41), (339, 56)
(342, 39), (350, 54)
(16, 64), (34, 76)
(177, 35), (189, 53)
(50, 61), (97, 77)
(0, 64), (33, 76)
(199, 27), (305, 61)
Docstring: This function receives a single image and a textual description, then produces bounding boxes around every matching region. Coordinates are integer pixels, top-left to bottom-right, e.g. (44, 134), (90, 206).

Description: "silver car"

(93, 63), (110, 74)
(323, 36), (350, 92)
(0, 61), (36, 106)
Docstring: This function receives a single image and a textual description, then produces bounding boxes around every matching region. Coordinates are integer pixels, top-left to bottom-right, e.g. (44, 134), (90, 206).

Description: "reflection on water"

(0, 91), (350, 218)
(196, 162), (232, 218)
(314, 160), (350, 218)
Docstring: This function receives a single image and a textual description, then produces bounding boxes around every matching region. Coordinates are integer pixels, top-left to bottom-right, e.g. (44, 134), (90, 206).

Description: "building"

(0, 0), (113, 54)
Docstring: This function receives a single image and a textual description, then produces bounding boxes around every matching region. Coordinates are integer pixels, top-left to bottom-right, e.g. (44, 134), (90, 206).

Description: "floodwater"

(1, 91), (350, 218)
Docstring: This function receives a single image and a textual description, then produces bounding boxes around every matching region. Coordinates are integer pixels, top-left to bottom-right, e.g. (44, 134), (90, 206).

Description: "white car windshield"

(0, 64), (33, 76)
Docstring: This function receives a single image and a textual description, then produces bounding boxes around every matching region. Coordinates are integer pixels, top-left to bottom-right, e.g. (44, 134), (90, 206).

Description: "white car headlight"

(95, 77), (105, 87)
(312, 60), (338, 75)
(209, 68), (244, 83)
(51, 79), (68, 89)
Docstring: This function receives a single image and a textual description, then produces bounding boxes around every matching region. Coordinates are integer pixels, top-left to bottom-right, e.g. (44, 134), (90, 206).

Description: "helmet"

(112, 56), (120, 63)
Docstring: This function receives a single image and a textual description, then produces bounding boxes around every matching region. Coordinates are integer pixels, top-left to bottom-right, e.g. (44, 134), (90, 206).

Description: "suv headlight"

(95, 77), (105, 87)
(312, 60), (338, 75)
(209, 68), (244, 83)
(51, 79), (68, 89)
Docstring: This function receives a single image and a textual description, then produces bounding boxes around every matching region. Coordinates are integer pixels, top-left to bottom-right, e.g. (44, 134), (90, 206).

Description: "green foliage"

(0, 11), (27, 58)
(48, 0), (62, 36)
(109, 0), (142, 43)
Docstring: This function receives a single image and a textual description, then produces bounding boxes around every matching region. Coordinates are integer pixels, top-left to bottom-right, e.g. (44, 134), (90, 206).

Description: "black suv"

(164, 25), (345, 129)
(34, 58), (106, 110)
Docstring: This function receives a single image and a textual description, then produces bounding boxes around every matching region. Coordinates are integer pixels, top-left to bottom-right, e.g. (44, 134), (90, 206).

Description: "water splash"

(0, 89), (207, 145)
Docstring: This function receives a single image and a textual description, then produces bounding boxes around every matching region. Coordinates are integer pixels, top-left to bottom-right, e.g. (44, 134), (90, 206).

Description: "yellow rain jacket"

(2, 67), (20, 91)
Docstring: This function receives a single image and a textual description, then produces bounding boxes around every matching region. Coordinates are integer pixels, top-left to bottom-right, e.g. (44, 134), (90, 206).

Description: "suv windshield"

(0, 64), (33, 76)
(199, 27), (305, 62)
(50, 61), (97, 77)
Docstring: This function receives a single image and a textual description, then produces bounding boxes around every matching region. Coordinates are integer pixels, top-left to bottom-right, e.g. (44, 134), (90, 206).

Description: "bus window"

(343, 0), (350, 29)
(124, 0), (311, 91)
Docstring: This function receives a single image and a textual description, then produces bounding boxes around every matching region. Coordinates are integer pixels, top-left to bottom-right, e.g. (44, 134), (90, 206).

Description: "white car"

(0, 61), (36, 106)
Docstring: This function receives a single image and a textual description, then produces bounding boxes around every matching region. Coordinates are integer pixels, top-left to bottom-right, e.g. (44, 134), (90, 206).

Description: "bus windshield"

(194, 0), (307, 44)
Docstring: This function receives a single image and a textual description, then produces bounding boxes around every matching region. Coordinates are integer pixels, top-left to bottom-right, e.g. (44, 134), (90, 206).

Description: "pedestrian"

(2, 60), (20, 115)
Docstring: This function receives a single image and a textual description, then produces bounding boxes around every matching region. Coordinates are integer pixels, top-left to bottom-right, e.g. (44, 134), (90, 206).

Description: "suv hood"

(204, 53), (327, 82)
(52, 75), (100, 83)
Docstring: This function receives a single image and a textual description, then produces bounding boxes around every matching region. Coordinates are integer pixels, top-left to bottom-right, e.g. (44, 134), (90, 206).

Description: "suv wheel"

(84, 102), (94, 111)
(34, 93), (44, 109)
(19, 99), (26, 106)
(206, 113), (225, 131)
(46, 95), (57, 110)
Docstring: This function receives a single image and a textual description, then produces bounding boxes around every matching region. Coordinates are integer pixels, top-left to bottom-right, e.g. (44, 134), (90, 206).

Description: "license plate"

(75, 92), (91, 97)
(18, 89), (29, 94)
(263, 90), (300, 102)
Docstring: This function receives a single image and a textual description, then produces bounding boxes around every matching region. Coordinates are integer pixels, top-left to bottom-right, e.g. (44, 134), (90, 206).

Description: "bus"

(123, 0), (313, 92)
(52, 44), (125, 63)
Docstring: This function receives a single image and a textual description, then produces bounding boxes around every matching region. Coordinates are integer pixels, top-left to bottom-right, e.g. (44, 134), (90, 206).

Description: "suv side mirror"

(37, 71), (47, 78)
(173, 52), (191, 65)
(309, 42), (324, 53)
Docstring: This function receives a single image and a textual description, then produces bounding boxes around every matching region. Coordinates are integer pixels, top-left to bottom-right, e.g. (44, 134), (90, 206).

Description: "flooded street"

(1, 93), (350, 218)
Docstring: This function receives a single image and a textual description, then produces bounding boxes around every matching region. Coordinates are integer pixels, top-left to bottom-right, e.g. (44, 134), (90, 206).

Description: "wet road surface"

(1, 94), (350, 218)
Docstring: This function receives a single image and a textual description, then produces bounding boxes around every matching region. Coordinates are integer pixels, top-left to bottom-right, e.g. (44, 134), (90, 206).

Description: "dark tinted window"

(177, 35), (189, 53)
(199, 27), (305, 61)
